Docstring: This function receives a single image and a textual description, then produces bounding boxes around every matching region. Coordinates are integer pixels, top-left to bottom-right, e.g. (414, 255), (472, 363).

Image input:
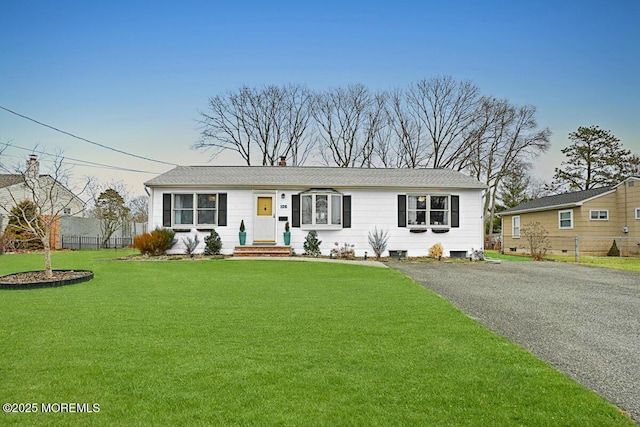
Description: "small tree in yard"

(0, 152), (89, 278)
(607, 239), (620, 257)
(96, 188), (130, 248)
(521, 222), (551, 261)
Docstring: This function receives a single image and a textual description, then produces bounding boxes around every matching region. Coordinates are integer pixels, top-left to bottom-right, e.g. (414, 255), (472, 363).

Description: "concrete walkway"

(225, 256), (388, 268)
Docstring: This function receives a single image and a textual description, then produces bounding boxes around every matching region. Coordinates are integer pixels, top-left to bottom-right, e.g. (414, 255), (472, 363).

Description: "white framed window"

(512, 216), (520, 238)
(173, 193), (217, 226)
(301, 191), (342, 227)
(559, 209), (573, 229)
(635, 208), (640, 220)
(408, 195), (450, 228)
(589, 210), (609, 221)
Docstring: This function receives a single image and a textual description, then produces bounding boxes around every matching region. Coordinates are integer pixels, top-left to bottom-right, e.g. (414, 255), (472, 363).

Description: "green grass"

(486, 249), (640, 272)
(0, 251), (634, 426)
(484, 250), (533, 262)
(546, 254), (640, 272)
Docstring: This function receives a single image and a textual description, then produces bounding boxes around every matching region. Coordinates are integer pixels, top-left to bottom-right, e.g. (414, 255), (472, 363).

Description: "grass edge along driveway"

(0, 251), (635, 426)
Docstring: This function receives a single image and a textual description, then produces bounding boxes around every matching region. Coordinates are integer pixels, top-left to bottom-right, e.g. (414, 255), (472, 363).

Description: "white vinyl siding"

(150, 187), (484, 257)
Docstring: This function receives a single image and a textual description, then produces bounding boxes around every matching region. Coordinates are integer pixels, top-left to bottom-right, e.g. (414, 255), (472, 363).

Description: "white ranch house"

(144, 166), (486, 258)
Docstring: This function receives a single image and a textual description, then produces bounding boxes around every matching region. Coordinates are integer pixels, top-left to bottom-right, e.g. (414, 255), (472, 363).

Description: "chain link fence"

(506, 235), (640, 260)
(572, 236), (640, 259)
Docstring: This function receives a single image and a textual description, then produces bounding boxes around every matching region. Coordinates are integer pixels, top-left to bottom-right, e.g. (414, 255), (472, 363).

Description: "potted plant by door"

(283, 221), (291, 245)
(239, 220), (247, 245)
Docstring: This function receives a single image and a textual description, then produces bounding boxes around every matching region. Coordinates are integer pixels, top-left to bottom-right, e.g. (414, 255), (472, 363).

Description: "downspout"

(144, 185), (151, 234)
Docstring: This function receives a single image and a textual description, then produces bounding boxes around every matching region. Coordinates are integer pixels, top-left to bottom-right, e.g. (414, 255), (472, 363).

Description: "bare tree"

(195, 84), (315, 166)
(195, 87), (254, 164)
(129, 195), (149, 223)
(380, 88), (429, 168)
(465, 98), (551, 232)
(406, 76), (481, 169)
(312, 84), (384, 167)
(0, 152), (89, 278)
(521, 221), (551, 261)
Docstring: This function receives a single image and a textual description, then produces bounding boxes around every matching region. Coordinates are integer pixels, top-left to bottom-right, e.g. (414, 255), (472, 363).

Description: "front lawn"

(0, 251), (633, 426)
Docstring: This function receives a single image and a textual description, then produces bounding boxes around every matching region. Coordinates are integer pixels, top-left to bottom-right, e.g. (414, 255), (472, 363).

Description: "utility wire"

(0, 105), (179, 167)
(1, 142), (158, 174)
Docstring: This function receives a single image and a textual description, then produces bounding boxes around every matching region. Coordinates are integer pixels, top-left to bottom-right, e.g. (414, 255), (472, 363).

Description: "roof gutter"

(496, 202), (581, 217)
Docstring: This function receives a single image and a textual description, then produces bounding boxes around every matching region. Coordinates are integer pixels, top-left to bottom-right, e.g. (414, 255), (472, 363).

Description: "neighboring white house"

(0, 155), (85, 234)
(144, 166), (487, 257)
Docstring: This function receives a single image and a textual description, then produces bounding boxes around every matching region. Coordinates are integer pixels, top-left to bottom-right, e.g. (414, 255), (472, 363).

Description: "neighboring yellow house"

(498, 177), (640, 256)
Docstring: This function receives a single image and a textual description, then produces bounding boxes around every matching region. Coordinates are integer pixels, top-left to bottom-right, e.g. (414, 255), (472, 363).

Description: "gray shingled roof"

(498, 186), (615, 215)
(0, 175), (24, 189)
(144, 166), (487, 190)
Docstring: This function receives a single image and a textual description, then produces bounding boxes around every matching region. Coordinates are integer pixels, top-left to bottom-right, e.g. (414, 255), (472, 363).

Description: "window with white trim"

(301, 191), (342, 227)
(636, 208), (640, 220)
(589, 210), (608, 221)
(408, 195), (450, 227)
(512, 216), (520, 238)
(559, 209), (573, 229)
(173, 193), (217, 226)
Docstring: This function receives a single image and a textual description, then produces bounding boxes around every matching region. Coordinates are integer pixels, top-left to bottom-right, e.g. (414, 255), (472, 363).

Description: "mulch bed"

(0, 270), (94, 290)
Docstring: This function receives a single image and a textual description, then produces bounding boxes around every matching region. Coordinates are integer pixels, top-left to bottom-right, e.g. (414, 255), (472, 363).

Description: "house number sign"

(280, 204), (288, 209)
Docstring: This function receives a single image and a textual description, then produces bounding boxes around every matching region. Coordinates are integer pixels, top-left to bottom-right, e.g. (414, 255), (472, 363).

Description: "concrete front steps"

(233, 245), (291, 257)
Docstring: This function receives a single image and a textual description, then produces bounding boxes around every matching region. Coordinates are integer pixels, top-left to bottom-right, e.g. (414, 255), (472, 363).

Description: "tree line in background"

(195, 77), (638, 233)
(194, 75), (552, 232)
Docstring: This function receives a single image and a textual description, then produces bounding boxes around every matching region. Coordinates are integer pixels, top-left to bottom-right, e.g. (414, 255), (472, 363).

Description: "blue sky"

(1, 0), (638, 195)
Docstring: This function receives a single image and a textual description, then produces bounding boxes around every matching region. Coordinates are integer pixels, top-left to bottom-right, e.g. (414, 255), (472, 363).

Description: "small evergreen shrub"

(303, 230), (322, 257)
(607, 239), (620, 257)
(5, 200), (44, 251)
(204, 229), (223, 255)
(133, 228), (176, 256)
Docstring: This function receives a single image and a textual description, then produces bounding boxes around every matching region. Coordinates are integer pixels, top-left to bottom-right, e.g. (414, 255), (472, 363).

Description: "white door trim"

(253, 192), (276, 243)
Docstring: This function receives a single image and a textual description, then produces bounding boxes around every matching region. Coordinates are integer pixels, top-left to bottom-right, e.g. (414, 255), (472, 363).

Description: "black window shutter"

(342, 195), (351, 228)
(397, 195), (406, 227)
(162, 194), (171, 227)
(451, 195), (460, 228)
(291, 194), (300, 227)
(218, 193), (227, 226)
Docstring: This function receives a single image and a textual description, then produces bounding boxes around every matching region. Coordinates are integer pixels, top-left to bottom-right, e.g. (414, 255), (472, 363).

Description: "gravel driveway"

(388, 260), (640, 423)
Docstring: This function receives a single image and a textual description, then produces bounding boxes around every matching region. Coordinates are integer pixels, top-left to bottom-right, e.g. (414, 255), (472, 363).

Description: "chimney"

(26, 154), (40, 179)
(278, 156), (287, 167)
